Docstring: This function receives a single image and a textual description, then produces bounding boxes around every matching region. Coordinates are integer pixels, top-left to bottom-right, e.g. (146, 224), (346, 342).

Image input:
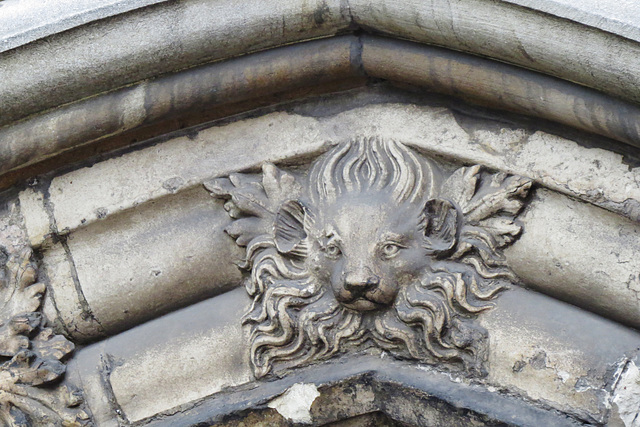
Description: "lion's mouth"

(335, 284), (398, 312)
(340, 297), (385, 312)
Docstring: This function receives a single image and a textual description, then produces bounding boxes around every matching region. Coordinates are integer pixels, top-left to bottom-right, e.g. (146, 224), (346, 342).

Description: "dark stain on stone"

(162, 177), (185, 193)
(516, 42), (535, 63)
(530, 351), (547, 370)
(512, 360), (526, 373)
(185, 128), (200, 140)
(96, 207), (108, 219)
(314, 0), (330, 26)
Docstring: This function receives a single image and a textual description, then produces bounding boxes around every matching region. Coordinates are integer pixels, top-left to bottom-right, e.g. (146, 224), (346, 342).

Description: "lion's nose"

(344, 272), (380, 292)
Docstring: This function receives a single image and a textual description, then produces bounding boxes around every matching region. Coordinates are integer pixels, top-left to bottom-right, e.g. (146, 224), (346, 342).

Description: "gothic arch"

(0, 1), (639, 425)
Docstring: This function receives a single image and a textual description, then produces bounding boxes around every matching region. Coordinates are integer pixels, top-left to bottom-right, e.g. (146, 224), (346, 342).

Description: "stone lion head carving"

(207, 136), (531, 378)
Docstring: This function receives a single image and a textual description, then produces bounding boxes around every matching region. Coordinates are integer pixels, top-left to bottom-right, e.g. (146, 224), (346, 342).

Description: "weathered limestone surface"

(3, 0), (640, 187)
(506, 0), (640, 43)
(67, 288), (251, 426)
(0, 36), (361, 185)
(5, 0), (639, 55)
(65, 286), (640, 425)
(45, 115), (330, 235)
(480, 287), (640, 424)
(0, 0), (350, 128)
(4, 0), (640, 131)
(5, 0), (640, 54)
(0, 0), (166, 53)
(2, 1), (640, 426)
(0, 198), (29, 253)
(610, 358), (640, 427)
(6, 34), (640, 187)
(37, 101), (640, 234)
(17, 187), (50, 248)
(27, 100), (640, 340)
(506, 190), (640, 328)
(48, 187), (244, 339)
(361, 36), (640, 150)
(40, 241), (103, 341)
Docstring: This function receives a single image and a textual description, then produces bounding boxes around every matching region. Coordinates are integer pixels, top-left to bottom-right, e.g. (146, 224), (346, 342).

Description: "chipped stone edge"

(267, 383), (320, 424)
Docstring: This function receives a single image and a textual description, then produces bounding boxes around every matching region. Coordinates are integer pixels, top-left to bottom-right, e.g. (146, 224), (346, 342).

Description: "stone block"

(18, 187), (50, 248)
(57, 187), (244, 338)
(505, 189), (640, 328)
(68, 288), (252, 424)
(481, 287), (640, 423)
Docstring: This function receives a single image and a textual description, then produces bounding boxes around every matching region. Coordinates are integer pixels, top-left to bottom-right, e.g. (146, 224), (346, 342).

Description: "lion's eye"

(381, 243), (401, 258)
(325, 244), (342, 258)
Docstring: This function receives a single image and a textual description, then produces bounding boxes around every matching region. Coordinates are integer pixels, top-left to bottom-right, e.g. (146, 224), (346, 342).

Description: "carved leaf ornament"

(0, 247), (89, 426)
(207, 136), (532, 378)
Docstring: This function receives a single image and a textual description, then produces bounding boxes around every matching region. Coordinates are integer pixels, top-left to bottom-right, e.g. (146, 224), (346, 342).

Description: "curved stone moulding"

(4, 36), (640, 212)
(3, 0), (640, 183)
(3, 0), (640, 126)
(3, 35), (640, 190)
(6, 0), (640, 56)
(66, 286), (640, 426)
(2, 2), (640, 426)
(17, 99), (640, 343)
(0, 0), (168, 54)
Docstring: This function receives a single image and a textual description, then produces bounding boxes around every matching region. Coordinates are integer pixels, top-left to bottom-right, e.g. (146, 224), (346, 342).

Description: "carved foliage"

(207, 137), (532, 378)
(0, 247), (89, 426)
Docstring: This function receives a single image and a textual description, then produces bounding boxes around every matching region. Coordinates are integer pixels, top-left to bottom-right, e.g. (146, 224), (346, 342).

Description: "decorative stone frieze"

(0, 246), (89, 426)
(208, 136), (532, 378)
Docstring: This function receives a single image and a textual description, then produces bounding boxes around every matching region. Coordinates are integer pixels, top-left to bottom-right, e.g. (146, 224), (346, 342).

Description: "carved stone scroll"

(0, 247), (89, 426)
(207, 136), (532, 379)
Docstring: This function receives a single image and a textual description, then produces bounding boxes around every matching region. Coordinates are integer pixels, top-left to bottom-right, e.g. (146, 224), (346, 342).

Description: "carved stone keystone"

(208, 136), (532, 379)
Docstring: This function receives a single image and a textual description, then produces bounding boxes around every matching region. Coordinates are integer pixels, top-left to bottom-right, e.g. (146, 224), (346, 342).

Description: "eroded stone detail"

(207, 137), (532, 378)
(0, 246), (89, 426)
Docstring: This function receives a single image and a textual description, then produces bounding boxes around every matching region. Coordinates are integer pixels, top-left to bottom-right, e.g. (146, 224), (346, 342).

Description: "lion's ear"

(274, 200), (308, 256)
(421, 198), (461, 257)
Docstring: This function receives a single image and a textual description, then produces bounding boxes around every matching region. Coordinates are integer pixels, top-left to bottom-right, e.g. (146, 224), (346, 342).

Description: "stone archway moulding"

(1, 1), (640, 426)
(3, 0), (640, 184)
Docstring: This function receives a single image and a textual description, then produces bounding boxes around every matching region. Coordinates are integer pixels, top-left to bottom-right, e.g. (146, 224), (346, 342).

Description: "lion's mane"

(240, 138), (513, 378)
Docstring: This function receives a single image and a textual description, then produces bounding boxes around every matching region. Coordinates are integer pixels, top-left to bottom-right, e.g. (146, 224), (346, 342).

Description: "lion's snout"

(344, 271), (380, 293)
(332, 265), (398, 312)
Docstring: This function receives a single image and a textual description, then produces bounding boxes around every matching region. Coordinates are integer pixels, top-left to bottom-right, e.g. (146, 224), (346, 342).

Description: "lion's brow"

(324, 229), (338, 239)
(379, 231), (410, 244)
